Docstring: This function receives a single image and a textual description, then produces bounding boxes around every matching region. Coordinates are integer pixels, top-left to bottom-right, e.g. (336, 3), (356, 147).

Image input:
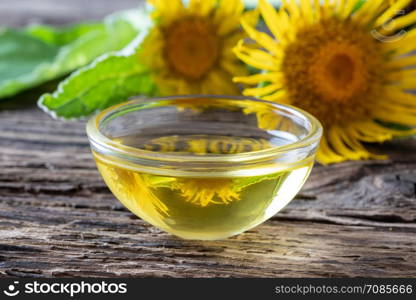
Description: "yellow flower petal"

(189, 0), (216, 17)
(205, 69), (241, 95)
(353, 0), (384, 26)
(339, 0), (359, 19)
(387, 55), (416, 69)
(262, 89), (288, 102)
(378, 9), (416, 35)
(240, 10), (282, 55)
(259, 0), (290, 43)
(384, 90), (416, 108)
(328, 126), (370, 160)
(387, 68), (416, 82)
(374, 103), (416, 125)
(148, 0), (185, 25)
(281, 0), (301, 22)
(242, 83), (283, 97)
(398, 77), (416, 90)
(374, 0), (412, 28)
(214, 0), (245, 35)
(316, 134), (347, 165)
(220, 59), (248, 78)
(234, 72), (283, 85)
(234, 41), (280, 71)
(382, 29), (416, 56)
(300, 0), (314, 23)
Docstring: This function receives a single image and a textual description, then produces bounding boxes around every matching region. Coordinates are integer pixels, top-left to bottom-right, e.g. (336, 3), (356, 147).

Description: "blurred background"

(0, 0), (142, 27)
(1, 0), (415, 27)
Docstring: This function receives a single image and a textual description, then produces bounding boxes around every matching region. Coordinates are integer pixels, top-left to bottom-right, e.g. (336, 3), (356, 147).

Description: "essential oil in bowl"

(93, 134), (314, 240)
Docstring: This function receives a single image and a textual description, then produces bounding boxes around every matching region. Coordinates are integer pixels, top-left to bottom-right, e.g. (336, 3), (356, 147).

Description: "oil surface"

(94, 134), (313, 240)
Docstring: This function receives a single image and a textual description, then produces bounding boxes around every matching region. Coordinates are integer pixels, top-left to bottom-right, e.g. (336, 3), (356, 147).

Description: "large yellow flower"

(234, 0), (416, 164)
(141, 0), (247, 95)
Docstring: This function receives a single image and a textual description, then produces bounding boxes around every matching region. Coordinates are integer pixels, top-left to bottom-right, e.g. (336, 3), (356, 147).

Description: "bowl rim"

(86, 95), (323, 163)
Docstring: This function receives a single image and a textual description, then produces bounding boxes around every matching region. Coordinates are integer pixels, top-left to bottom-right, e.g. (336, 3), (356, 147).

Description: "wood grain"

(0, 0), (415, 278)
(0, 105), (415, 278)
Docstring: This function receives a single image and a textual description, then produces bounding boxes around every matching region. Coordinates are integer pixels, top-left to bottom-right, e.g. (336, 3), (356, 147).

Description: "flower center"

(327, 54), (354, 88)
(308, 42), (367, 103)
(164, 17), (220, 80)
(281, 19), (384, 126)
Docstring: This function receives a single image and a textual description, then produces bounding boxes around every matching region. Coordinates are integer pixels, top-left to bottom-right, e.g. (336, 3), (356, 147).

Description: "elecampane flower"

(141, 0), (248, 95)
(234, 0), (416, 164)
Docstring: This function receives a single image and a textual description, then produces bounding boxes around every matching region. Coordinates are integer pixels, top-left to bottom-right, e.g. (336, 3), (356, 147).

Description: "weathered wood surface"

(0, 0), (415, 278)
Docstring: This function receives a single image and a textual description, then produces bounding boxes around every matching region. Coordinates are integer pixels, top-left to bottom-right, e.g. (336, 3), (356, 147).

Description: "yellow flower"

(93, 153), (169, 224)
(171, 178), (240, 207)
(141, 0), (248, 95)
(234, 0), (416, 164)
(140, 135), (273, 207)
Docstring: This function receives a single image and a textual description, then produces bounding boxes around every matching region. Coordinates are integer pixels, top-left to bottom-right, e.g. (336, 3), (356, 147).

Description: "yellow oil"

(93, 134), (314, 240)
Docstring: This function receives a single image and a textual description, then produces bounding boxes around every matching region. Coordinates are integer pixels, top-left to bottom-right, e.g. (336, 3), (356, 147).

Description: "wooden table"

(0, 0), (415, 278)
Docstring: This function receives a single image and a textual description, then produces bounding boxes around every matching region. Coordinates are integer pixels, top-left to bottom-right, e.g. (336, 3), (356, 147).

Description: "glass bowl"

(86, 95), (322, 240)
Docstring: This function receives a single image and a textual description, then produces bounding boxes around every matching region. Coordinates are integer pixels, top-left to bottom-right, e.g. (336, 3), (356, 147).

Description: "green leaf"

(0, 10), (142, 99)
(38, 50), (157, 119)
(39, 9), (157, 120)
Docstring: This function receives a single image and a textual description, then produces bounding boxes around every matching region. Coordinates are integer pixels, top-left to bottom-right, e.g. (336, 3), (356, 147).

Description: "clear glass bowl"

(86, 95), (322, 240)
